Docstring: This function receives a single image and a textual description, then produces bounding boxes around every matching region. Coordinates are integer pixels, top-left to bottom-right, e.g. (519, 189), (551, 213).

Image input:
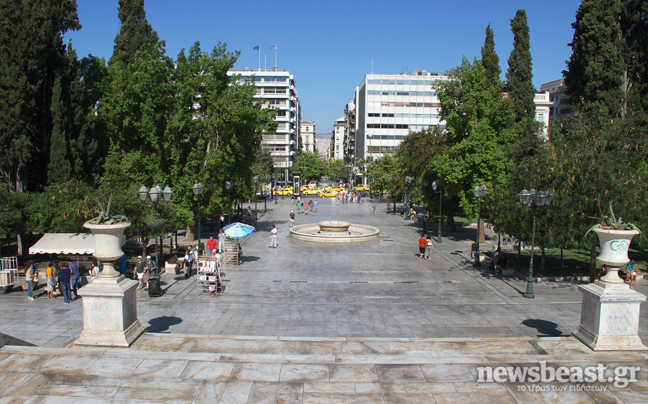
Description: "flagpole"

(275, 48), (277, 69)
(258, 46), (260, 71)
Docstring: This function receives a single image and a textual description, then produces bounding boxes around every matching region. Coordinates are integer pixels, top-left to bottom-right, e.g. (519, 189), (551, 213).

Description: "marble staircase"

(1, 333), (646, 403)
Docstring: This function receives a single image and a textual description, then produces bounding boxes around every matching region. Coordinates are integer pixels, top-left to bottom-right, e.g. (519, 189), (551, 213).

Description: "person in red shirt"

(206, 236), (217, 255)
(418, 236), (426, 259)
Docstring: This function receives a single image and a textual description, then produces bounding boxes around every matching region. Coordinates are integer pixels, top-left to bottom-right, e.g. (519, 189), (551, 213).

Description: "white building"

(534, 92), (552, 140)
(331, 117), (345, 161)
(354, 72), (449, 160)
(315, 133), (331, 160)
(300, 121), (315, 153)
(540, 79), (571, 123)
(227, 69), (300, 184)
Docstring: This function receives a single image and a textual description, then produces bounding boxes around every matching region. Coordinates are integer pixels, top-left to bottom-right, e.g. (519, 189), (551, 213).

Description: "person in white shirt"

(270, 225), (278, 248)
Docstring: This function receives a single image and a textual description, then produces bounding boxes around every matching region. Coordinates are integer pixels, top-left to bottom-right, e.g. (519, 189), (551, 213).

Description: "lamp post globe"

(517, 188), (552, 299)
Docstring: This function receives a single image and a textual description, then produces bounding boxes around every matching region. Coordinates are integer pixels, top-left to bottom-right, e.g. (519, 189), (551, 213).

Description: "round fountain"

(290, 221), (380, 243)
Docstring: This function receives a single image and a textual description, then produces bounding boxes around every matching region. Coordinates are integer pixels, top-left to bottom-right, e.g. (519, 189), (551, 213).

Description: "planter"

(77, 220), (145, 347)
(593, 228), (639, 284)
(83, 222), (130, 278)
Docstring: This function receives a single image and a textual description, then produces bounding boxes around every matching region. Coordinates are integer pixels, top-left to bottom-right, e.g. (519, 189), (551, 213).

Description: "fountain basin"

(290, 223), (380, 243)
(318, 221), (351, 232)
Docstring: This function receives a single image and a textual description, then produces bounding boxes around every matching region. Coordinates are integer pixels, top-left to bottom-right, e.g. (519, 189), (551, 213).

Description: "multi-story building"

(315, 133), (331, 160)
(540, 79), (571, 123)
(534, 91), (552, 140)
(300, 121), (315, 153)
(343, 101), (356, 162)
(227, 69), (300, 184)
(331, 117), (345, 161)
(354, 71), (449, 161)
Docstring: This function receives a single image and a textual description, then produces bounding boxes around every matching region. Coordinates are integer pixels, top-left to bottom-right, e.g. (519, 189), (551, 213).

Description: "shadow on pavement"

(520, 319), (566, 336)
(147, 316), (183, 333)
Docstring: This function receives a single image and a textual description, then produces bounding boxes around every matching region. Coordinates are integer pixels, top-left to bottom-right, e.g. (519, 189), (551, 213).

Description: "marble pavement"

(0, 196), (646, 403)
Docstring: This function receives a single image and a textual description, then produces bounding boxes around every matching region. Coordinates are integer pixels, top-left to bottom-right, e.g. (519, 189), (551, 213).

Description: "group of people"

(337, 192), (363, 204)
(135, 255), (157, 289)
(24, 259), (87, 304)
(417, 235), (435, 259)
(603, 259), (640, 288)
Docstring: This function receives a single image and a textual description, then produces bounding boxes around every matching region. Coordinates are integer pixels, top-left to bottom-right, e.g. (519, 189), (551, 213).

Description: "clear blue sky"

(67, 0), (582, 134)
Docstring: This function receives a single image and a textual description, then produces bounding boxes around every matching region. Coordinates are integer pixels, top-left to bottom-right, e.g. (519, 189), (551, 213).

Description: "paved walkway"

(0, 197), (646, 403)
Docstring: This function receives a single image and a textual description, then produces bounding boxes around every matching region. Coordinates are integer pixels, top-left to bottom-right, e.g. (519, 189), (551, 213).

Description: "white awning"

(28, 233), (95, 255)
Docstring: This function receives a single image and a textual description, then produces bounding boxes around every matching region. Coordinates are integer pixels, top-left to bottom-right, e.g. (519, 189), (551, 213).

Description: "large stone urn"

(75, 222), (146, 347)
(573, 228), (647, 351)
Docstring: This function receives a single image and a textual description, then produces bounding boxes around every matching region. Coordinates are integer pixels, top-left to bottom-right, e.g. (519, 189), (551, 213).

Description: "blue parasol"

(223, 222), (256, 239)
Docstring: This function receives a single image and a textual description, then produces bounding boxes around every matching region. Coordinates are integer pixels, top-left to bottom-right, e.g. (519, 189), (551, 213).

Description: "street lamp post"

(389, 174), (397, 215)
(432, 181), (443, 243)
(404, 176), (412, 219)
(263, 176), (268, 213)
(273, 174), (278, 204)
(192, 182), (204, 254)
(253, 176), (259, 220)
(138, 184), (172, 274)
(473, 185), (488, 266)
(225, 181), (232, 225)
(517, 188), (552, 299)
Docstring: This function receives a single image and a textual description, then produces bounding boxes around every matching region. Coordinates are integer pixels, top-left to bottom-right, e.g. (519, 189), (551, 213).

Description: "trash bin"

(147, 277), (161, 297)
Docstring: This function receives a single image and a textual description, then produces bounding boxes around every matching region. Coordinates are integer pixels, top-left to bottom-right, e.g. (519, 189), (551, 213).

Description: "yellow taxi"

(275, 187), (293, 196)
(354, 185), (370, 192)
(323, 190), (338, 197)
(303, 188), (323, 197)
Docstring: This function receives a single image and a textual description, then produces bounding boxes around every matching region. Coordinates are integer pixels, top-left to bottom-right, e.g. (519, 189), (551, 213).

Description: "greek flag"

(270, 45), (277, 50)
(253, 46), (259, 50)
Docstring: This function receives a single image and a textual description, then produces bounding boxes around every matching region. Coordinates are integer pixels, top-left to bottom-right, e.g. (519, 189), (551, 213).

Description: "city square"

(0, 198), (646, 403)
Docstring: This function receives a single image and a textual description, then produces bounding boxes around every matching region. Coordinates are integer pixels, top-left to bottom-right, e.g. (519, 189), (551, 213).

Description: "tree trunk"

(518, 240), (522, 258)
(560, 249), (564, 268)
(448, 215), (458, 232)
(540, 246), (545, 274)
(16, 234), (23, 256)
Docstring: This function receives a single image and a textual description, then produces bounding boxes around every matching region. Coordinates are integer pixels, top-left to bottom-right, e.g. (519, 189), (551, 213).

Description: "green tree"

(291, 150), (328, 182)
(481, 23), (501, 88)
(0, 0), (81, 191)
(365, 155), (397, 197)
(109, 0), (159, 67)
(432, 57), (518, 219)
(49, 46), (107, 185)
(564, 0), (648, 120)
(505, 10), (536, 127)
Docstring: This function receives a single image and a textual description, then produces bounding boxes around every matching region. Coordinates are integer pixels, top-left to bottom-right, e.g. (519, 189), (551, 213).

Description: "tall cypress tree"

(109, 0), (159, 67)
(0, 0), (80, 191)
(481, 23), (501, 88)
(506, 10), (536, 127)
(564, 0), (647, 119)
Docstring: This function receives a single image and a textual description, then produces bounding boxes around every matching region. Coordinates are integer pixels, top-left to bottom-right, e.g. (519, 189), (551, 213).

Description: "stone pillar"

(573, 282), (647, 351)
(573, 228), (647, 351)
(76, 222), (145, 347)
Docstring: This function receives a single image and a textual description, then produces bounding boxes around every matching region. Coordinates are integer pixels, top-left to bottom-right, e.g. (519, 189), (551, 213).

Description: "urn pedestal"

(75, 222), (146, 347)
(573, 228), (647, 351)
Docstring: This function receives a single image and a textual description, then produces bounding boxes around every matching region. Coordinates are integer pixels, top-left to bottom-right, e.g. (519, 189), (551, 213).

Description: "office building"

(227, 69), (300, 184)
(354, 72), (449, 161)
(300, 121), (315, 153)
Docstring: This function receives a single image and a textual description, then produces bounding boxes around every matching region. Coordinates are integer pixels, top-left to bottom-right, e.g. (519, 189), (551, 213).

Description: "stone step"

(1, 334), (646, 403)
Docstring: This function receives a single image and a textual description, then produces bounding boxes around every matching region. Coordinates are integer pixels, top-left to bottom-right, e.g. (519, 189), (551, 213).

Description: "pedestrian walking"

(290, 211), (295, 227)
(270, 225), (278, 248)
(304, 202), (309, 214)
(136, 256), (146, 288)
(58, 264), (72, 304)
(313, 199), (318, 212)
(68, 260), (80, 299)
(373, 201), (377, 214)
(418, 236), (427, 259)
(425, 235), (434, 259)
(45, 262), (56, 299)
(24, 263), (37, 301)
(218, 229), (225, 253)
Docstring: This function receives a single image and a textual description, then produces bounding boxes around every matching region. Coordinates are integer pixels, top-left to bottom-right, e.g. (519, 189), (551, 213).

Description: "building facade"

(331, 117), (345, 161)
(343, 101), (356, 162)
(355, 72), (449, 161)
(227, 69), (300, 184)
(300, 121), (316, 153)
(315, 133), (331, 160)
(540, 79), (571, 123)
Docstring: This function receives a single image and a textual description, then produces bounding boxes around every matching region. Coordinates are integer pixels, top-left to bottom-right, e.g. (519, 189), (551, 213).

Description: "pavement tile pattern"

(1, 196), (647, 403)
